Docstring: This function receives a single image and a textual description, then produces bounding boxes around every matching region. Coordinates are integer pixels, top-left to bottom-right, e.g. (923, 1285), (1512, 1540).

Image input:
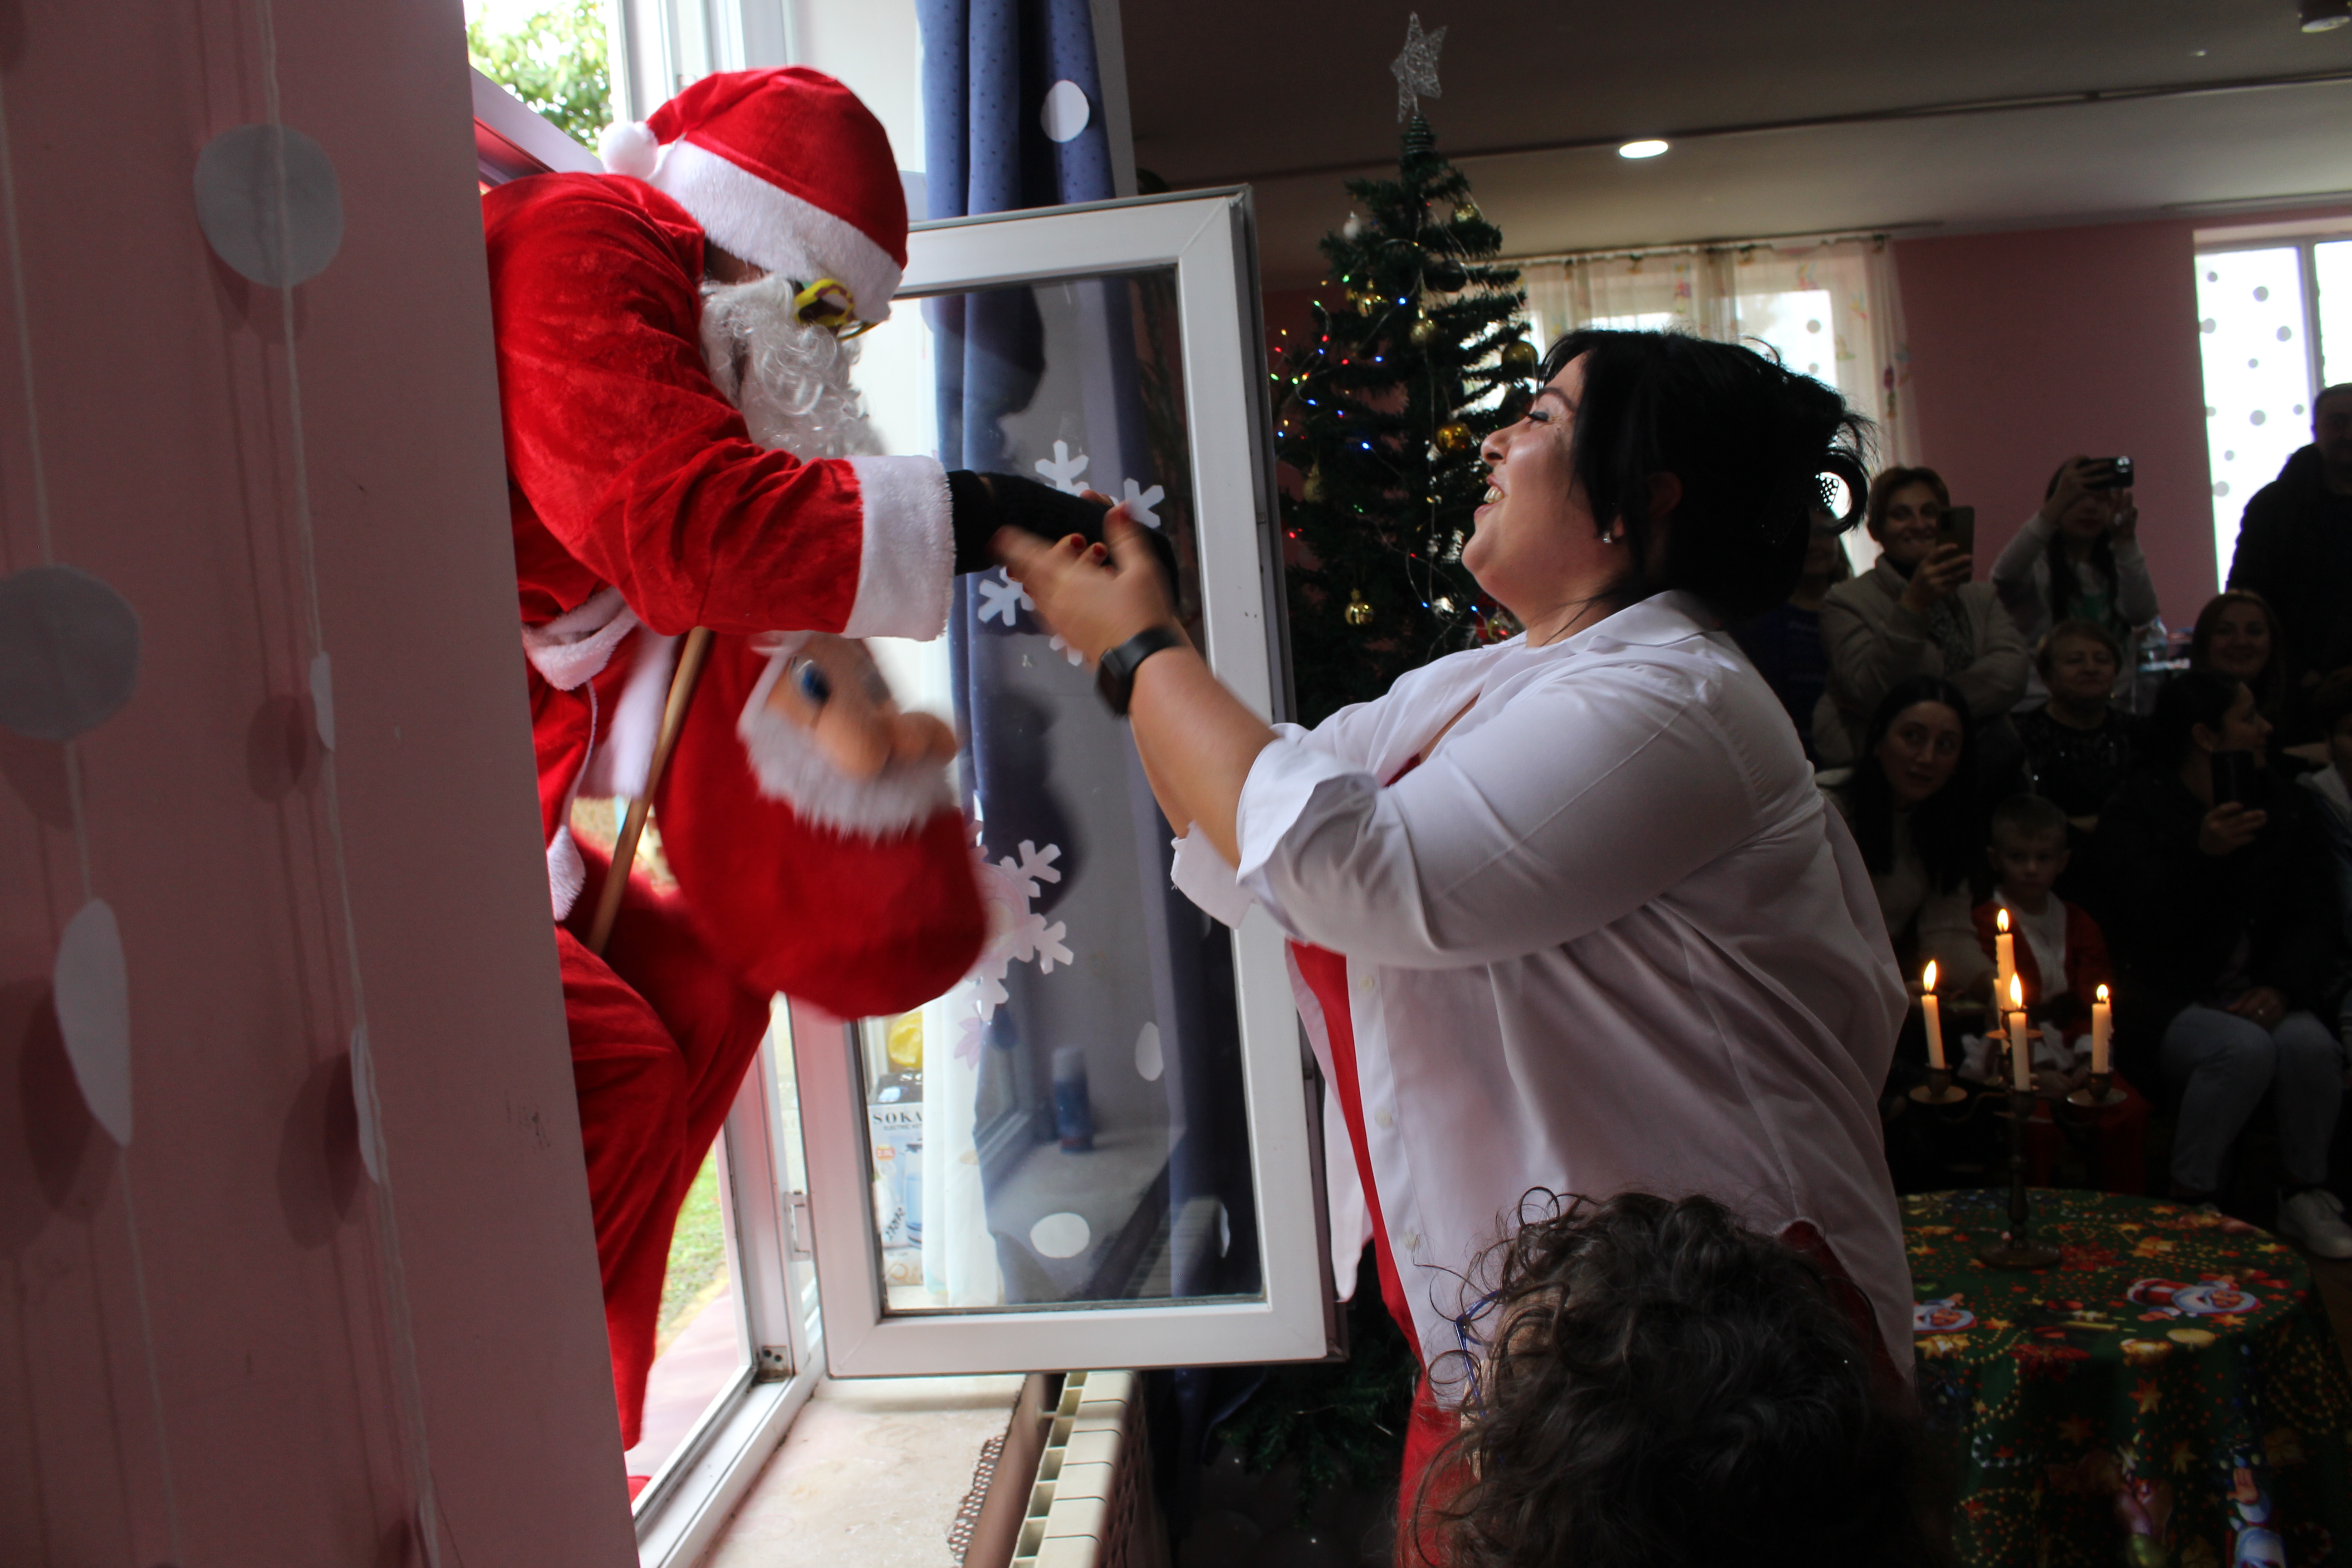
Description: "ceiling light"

(1618, 139), (1669, 159)
(2302, 0), (2352, 31)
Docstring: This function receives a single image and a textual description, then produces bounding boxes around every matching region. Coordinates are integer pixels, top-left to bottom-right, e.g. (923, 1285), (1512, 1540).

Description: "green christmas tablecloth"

(1906, 1190), (2352, 1568)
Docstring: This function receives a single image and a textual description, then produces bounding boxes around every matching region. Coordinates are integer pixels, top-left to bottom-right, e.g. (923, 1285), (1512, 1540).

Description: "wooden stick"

(585, 626), (714, 956)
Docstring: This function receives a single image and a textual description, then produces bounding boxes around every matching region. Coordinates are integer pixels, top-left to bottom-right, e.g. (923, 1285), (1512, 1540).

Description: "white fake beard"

(699, 273), (885, 460)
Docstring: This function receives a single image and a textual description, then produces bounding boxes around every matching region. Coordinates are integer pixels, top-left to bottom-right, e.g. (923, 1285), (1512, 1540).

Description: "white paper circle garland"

(1040, 80), (1091, 144)
(1030, 1211), (1091, 1259)
(193, 123), (344, 287)
(1134, 1020), (1163, 1082)
(0, 565), (142, 741)
(349, 1021), (384, 1185)
(52, 900), (132, 1145)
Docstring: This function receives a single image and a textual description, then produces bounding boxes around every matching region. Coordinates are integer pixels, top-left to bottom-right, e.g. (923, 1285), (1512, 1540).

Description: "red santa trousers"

(558, 846), (771, 1451)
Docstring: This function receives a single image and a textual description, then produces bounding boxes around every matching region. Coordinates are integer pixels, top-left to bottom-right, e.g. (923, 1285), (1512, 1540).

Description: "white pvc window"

(2194, 235), (2349, 580)
(799, 191), (1333, 1379)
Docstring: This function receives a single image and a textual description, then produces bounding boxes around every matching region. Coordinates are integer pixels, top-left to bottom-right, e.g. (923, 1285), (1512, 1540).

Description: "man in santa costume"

(481, 66), (1102, 1456)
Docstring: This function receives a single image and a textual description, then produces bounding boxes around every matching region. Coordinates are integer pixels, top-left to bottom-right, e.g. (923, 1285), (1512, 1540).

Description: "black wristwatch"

(1095, 625), (1188, 717)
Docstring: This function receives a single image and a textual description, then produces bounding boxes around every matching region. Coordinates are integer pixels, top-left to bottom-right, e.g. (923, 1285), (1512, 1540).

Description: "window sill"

(701, 1373), (1029, 1568)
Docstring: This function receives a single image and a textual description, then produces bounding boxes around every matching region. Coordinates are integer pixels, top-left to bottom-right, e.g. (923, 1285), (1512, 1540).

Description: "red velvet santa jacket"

(481, 172), (980, 1016)
(1970, 899), (2114, 1034)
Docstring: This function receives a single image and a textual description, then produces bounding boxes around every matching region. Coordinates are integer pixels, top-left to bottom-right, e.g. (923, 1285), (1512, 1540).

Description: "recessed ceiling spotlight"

(2301, 0), (2351, 31)
(1619, 139), (1670, 159)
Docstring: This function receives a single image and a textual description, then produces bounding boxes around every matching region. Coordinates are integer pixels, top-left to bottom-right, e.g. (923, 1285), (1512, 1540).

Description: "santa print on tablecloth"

(480, 68), (1055, 1457)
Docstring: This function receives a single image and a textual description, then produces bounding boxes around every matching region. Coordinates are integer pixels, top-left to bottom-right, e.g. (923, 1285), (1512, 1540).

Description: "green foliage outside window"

(467, 0), (613, 151)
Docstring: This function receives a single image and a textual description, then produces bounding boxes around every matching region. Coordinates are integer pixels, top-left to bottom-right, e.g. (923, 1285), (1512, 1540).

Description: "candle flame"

(1997, 907), (2009, 934)
(2097, 983), (2109, 1003)
(2009, 973), (2024, 1009)
(1922, 960), (1938, 991)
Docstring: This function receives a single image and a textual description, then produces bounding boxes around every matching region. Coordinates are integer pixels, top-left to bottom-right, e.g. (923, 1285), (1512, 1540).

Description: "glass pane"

(2318, 239), (2352, 389)
(846, 268), (1264, 1316)
(2195, 248), (2314, 580)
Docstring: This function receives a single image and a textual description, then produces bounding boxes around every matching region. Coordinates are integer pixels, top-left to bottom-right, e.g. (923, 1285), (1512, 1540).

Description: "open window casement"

(473, 68), (1333, 1562)
(800, 190), (1337, 1377)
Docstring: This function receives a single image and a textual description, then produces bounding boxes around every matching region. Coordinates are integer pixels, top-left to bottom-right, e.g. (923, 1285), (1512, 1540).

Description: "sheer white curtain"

(1519, 237), (1919, 480)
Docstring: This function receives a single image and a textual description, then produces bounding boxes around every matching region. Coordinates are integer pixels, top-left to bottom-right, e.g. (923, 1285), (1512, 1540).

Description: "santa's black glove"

(946, 470), (1179, 591)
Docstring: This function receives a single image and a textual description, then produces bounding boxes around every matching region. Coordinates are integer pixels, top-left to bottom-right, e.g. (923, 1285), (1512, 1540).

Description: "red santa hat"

(599, 68), (907, 325)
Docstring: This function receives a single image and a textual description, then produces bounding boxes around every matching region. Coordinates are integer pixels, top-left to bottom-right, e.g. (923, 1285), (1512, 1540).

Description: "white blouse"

(1174, 592), (1914, 1385)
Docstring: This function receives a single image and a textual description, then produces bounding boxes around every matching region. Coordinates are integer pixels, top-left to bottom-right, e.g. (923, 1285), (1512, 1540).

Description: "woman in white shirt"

(997, 329), (1912, 1516)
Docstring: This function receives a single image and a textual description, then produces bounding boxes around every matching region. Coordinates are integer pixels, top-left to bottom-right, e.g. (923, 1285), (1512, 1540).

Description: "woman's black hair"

(1535, 330), (1873, 625)
(1841, 675), (1979, 892)
(2040, 462), (2121, 631)
(1420, 1191), (1951, 1568)
(2145, 668), (2248, 770)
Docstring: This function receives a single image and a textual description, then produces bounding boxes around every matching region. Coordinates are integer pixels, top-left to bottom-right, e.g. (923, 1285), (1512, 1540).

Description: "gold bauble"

(1408, 317), (1441, 349)
(1303, 465), (1328, 503)
(1348, 283), (1380, 316)
(1500, 338), (1539, 372)
(1343, 591), (1373, 628)
(1453, 198), (1481, 224)
(1433, 421), (1475, 456)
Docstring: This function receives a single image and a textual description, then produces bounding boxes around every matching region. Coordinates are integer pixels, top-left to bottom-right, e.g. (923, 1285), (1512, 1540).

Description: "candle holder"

(2066, 1071), (2126, 1110)
(1908, 1065), (1969, 1106)
(1977, 1027), (2062, 1270)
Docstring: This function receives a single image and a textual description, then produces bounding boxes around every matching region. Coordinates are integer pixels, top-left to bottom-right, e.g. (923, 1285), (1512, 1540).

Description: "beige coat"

(1812, 559), (2029, 766)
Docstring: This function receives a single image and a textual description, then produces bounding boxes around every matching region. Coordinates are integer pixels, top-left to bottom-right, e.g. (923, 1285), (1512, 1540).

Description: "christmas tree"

(1277, 26), (1531, 725)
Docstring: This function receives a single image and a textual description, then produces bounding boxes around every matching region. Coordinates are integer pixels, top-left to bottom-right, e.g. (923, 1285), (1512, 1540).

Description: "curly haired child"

(1412, 1192), (1951, 1568)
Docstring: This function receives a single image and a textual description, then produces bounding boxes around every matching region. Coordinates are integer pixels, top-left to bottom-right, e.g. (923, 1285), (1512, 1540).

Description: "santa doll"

(481, 67), (1101, 1458)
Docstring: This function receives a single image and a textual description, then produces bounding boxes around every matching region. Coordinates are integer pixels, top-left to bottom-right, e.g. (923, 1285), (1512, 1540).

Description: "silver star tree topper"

(1391, 13), (1446, 122)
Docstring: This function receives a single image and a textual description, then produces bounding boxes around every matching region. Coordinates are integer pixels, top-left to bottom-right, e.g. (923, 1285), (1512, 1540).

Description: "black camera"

(2087, 456), (2134, 491)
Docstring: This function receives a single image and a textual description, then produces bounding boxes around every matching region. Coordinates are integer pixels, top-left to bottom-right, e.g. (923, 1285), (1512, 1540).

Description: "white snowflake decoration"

(975, 569), (1034, 627)
(1119, 478), (1166, 529)
(1047, 634), (1084, 666)
(1034, 440), (1089, 494)
(966, 839), (1072, 1020)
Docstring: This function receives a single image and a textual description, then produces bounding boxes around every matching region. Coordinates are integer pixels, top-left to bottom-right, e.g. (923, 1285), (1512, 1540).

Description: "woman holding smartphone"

(1814, 466), (2030, 774)
(1993, 456), (2158, 708)
(2094, 669), (2348, 1248)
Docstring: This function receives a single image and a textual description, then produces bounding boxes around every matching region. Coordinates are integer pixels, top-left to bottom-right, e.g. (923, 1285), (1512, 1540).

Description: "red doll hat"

(599, 68), (907, 324)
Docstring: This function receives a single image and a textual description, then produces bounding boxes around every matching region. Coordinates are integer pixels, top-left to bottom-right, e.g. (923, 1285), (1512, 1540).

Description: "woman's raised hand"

(994, 500), (1181, 666)
(2196, 801), (2267, 857)
(1898, 543), (1971, 614)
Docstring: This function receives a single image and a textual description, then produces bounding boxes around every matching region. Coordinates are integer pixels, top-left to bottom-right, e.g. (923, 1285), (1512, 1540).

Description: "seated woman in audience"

(1735, 505), (1850, 762)
(1992, 456), (2158, 707)
(1816, 466), (2029, 779)
(2095, 670), (2349, 1254)
(2190, 589), (2294, 754)
(1823, 676), (1993, 1000)
(1421, 1193), (1947, 1568)
(2014, 619), (2141, 920)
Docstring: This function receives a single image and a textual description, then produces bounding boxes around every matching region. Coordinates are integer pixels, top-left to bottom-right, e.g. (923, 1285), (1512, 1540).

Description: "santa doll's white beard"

(699, 274), (885, 459)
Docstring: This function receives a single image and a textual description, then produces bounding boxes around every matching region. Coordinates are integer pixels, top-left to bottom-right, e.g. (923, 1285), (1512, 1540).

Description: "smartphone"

(2211, 749), (2258, 808)
(1935, 505), (1975, 558)
(2087, 457), (2134, 491)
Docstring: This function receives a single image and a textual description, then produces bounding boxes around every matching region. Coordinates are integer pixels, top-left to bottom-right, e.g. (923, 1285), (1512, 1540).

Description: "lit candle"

(1994, 907), (2017, 1003)
(2006, 973), (2032, 1091)
(1921, 960), (1946, 1072)
(2091, 984), (2112, 1078)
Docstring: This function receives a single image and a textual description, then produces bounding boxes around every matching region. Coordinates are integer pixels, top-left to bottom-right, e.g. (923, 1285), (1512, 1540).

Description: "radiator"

(1004, 1370), (1167, 1568)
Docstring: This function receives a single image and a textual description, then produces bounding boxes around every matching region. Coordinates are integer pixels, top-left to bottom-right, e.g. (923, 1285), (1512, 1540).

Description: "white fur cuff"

(737, 649), (954, 838)
(841, 455), (953, 640)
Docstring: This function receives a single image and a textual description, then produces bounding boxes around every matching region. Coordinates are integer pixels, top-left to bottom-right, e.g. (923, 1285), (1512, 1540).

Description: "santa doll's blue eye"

(793, 660), (832, 705)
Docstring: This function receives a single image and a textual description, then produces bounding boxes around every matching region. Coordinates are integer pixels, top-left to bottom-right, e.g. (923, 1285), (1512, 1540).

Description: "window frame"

(796, 189), (1338, 1380)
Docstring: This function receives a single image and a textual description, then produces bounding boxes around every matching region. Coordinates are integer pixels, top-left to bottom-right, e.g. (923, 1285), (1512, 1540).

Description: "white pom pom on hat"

(598, 119), (662, 180)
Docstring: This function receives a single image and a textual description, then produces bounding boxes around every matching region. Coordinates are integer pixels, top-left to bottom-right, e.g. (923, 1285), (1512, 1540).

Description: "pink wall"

(0, 4), (631, 1564)
(1894, 207), (2352, 632)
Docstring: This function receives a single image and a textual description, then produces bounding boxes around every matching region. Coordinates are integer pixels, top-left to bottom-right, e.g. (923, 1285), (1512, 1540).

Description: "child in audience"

(2014, 619), (2141, 922)
(1973, 794), (2114, 1088)
(1418, 1192), (1950, 1568)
